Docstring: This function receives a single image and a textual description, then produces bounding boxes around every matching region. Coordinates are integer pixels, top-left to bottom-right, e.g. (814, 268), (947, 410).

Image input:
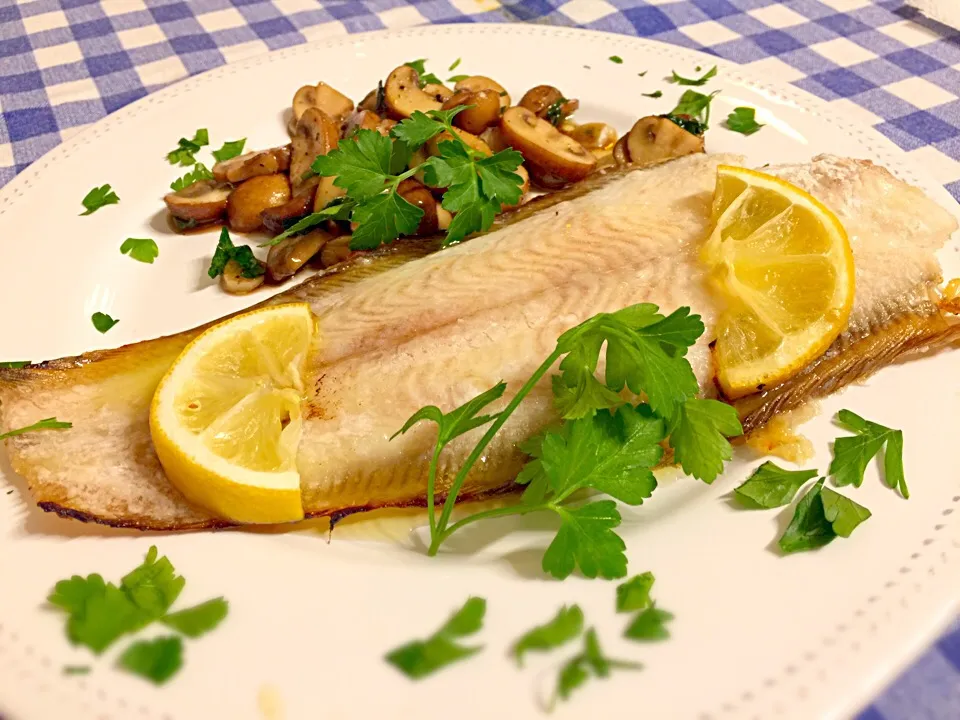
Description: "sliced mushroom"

(377, 118), (397, 136)
(266, 229), (330, 282)
(164, 180), (232, 225)
(454, 76), (510, 110)
(293, 82), (354, 126)
(261, 189), (317, 235)
(212, 146), (291, 184)
(626, 116), (705, 166)
(502, 165), (530, 208)
(442, 89), (501, 135)
(313, 175), (347, 213)
(479, 126), (509, 153)
(220, 258), (266, 294)
(384, 65), (442, 120)
(358, 82), (387, 114)
(397, 179), (439, 236)
(422, 83), (454, 104)
(426, 128), (492, 158)
(227, 174), (291, 233)
(499, 106), (596, 185)
(290, 107), (339, 195)
(612, 135), (630, 166)
(320, 235), (356, 268)
(518, 85), (579, 123)
(563, 122), (617, 151)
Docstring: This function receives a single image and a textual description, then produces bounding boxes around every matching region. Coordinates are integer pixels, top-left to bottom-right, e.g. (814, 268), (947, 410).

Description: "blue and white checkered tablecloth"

(0, 0), (958, 717)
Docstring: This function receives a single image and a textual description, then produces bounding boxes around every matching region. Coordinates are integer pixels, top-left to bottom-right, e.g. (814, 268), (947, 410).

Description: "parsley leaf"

(616, 572), (655, 613)
(394, 382), (505, 447)
(64, 581), (143, 654)
(120, 238), (159, 264)
(80, 184), (119, 215)
(624, 606), (673, 641)
(829, 410), (907, 498)
(349, 189), (423, 250)
(0, 417), (71, 440)
(609, 55), (623, 64)
(779, 479), (835, 553)
(820, 485), (872, 537)
(212, 138), (246, 163)
(162, 598), (229, 638)
(664, 89), (719, 134)
(735, 462), (818, 509)
(0, 360), (30, 369)
(390, 110), (451, 150)
(404, 59), (442, 87)
(118, 636), (183, 685)
(386, 597), (486, 679)
(543, 501), (627, 580)
(314, 129), (394, 199)
(208, 227), (264, 279)
(91, 312), (119, 333)
(447, 74), (469, 83)
(170, 162), (213, 191)
(670, 65), (717, 86)
(260, 200), (355, 247)
(512, 605), (583, 666)
(554, 628), (641, 706)
(670, 398), (742, 484)
(726, 106), (764, 135)
(120, 546), (185, 623)
(546, 98), (571, 126)
(166, 129), (209, 166)
(642, 90), (663, 99)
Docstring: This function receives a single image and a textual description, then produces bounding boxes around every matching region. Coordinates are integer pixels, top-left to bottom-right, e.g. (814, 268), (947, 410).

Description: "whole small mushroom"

(454, 76), (510, 110)
(397, 179), (439, 236)
(227, 174), (291, 233)
(442, 89), (501, 135)
(519, 85), (579, 123)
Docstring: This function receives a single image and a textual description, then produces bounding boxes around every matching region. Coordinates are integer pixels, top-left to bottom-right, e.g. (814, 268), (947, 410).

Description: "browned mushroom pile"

(163, 67), (706, 295)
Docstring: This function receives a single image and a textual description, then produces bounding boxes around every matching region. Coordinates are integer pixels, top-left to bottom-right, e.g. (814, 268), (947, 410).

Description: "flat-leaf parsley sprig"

(393, 304), (743, 580)
(265, 106), (524, 250)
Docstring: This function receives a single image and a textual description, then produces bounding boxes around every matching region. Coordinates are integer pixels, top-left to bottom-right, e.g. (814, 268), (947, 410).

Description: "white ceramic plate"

(1, 25), (958, 720)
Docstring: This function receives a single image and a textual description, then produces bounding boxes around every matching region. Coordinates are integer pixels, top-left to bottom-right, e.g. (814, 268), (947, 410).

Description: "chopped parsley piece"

(161, 598), (229, 638)
(120, 237), (159, 264)
(778, 478), (871, 553)
(48, 546), (229, 683)
(80, 184), (119, 215)
(208, 227), (264, 279)
(395, 304), (741, 578)
(624, 606), (673, 641)
(638, 70), (647, 77)
(734, 462), (818, 509)
(829, 410), (907, 498)
(448, 57), (461, 71)
(166, 128), (209, 166)
(63, 666), (91, 675)
(553, 628), (640, 707)
(662, 89), (719, 135)
(404, 59), (442, 87)
(726, 106), (764, 135)
(609, 55), (623, 64)
(170, 162), (213, 192)
(616, 572), (654, 613)
(0, 360), (30, 369)
(670, 65), (717, 86)
(118, 636), (183, 685)
(91, 312), (118, 333)
(512, 605), (584, 666)
(0, 417), (71, 441)
(642, 90), (663, 99)
(386, 597), (486, 679)
(545, 97), (571, 126)
(211, 138), (246, 163)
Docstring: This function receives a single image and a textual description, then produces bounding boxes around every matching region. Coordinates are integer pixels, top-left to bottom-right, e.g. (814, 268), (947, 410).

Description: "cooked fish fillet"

(1, 153), (957, 530)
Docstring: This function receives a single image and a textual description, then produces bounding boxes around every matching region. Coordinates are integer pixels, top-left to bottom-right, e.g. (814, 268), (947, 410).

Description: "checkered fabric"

(0, 1), (958, 717)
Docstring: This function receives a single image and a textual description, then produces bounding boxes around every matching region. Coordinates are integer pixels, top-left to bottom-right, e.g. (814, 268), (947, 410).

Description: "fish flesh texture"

(1, 153), (957, 531)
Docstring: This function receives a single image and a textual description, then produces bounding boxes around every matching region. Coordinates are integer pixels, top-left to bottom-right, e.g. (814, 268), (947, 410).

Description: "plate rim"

(0, 23), (958, 720)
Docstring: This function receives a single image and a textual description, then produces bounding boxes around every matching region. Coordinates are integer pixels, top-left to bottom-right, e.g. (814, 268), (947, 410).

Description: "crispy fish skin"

(1, 154), (957, 531)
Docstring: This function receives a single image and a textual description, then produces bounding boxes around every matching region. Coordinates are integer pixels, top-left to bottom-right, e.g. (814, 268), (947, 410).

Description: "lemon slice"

(702, 166), (855, 399)
(150, 303), (315, 523)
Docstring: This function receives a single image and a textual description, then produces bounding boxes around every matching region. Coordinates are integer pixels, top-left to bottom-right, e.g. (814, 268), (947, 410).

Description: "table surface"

(1, 0), (959, 717)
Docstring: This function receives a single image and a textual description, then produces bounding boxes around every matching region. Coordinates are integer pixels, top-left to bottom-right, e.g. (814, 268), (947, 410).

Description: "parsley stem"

(429, 349), (563, 555)
(426, 445), (441, 536)
(434, 503), (531, 545)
